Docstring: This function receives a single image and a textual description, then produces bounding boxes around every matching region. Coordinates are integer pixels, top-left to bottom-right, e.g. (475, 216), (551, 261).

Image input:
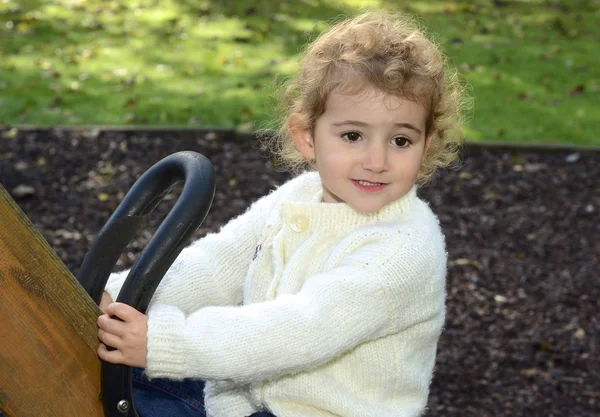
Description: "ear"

(288, 113), (315, 160)
(423, 131), (433, 157)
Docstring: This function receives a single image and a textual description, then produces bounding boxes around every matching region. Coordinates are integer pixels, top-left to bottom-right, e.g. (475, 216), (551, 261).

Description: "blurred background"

(0, 0), (598, 145)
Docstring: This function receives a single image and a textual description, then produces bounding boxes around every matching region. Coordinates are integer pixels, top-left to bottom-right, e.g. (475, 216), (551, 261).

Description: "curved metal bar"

(76, 151), (215, 417)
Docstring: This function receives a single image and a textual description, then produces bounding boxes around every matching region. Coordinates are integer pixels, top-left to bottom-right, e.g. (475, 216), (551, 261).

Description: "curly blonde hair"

(261, 10), (470, 185)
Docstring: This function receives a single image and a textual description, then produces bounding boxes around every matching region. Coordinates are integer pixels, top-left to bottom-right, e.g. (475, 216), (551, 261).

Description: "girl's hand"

(99, 291), (113, 314)
(97, 302), (148, 368)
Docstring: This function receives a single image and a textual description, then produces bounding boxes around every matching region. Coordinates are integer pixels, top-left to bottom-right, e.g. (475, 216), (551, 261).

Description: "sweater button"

(289, 215), (309, 232)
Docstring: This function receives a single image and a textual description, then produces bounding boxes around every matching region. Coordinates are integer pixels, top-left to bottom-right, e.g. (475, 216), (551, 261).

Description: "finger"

(105, 302), (141, 322)
(101, 291), (113, 302)
(99, 292), (114, 313)
(97, 314), (128, 337)
(98, 328), (122, 350)
(98, 343), (125, 365)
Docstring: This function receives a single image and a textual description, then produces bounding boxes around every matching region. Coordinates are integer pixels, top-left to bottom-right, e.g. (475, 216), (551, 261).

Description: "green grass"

(0, 0), (598, 145)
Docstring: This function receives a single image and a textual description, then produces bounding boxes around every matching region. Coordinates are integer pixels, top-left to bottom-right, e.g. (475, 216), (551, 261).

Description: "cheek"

(393, 151), (423, 178)
(407, 158), (422, 177)
(320, 151), (351, 173)
(409, 157), (425, 181)
(315, 153), (336, 175)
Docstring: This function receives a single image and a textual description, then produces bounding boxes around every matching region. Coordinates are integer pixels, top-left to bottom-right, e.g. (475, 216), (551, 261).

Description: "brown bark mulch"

(0, 128), (598, 417)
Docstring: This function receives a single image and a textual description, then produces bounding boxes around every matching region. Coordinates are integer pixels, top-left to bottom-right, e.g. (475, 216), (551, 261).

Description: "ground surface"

(0, 128), (598, 416)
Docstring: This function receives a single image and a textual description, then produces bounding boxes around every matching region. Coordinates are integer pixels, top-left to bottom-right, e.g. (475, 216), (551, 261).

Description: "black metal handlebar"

(77, 151), (215, 417)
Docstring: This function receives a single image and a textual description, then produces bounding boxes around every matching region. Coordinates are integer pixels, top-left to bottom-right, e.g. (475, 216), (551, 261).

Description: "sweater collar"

(279, 173), (417, 232)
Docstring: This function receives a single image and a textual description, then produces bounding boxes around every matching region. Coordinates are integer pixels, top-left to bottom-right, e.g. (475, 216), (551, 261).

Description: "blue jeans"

(131, 367), (276, 417)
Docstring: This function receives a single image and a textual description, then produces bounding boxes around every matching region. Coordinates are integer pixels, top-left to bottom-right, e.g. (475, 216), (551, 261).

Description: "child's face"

(292, 85), (431, 213)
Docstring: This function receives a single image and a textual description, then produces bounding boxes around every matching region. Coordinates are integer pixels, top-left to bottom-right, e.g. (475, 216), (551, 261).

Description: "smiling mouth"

(351, 179), (389, 192)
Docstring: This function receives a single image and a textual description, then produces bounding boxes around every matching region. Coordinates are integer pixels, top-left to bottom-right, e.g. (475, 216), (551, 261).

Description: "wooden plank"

(0, 184), (103, 417)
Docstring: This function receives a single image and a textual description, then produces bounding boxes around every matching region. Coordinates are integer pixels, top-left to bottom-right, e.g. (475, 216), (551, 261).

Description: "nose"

(363, 141), (389, 173)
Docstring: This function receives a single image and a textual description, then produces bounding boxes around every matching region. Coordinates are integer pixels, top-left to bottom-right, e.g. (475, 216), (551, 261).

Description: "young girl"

(97, 10), (466, 417)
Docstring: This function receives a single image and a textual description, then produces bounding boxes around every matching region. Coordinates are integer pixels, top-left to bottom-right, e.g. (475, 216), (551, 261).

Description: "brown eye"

(342, 132), (361, 142)
(392, 136), (411, 147)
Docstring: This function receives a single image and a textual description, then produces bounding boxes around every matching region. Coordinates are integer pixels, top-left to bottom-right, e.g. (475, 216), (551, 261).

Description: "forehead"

(322, 85), (428, 128)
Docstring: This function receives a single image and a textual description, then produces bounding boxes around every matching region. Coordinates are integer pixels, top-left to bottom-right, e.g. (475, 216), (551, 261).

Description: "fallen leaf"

(449, 258), (484, 271)
(494, 294), (507, 303)
(565, 153), (580, 163)
(483, 191), (502, 201)
(124, 98), (137, 109)
(517, 91), (533, 101)
(14, 161), (28, 171)
(520, 368), (551, 379)
(569, 84), (585, 96)
(459, 172), (472, 179)
(12, 184), (36, 198)
(2, 128), (18, 139)
(56, 229), (82, 240)
(523, 163), (546, 172)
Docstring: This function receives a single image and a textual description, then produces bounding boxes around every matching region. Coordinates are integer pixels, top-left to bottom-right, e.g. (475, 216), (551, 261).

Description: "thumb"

(99, 291), (114, 314)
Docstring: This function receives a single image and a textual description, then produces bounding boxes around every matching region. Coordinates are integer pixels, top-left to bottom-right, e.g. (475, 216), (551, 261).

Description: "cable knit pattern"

(104, 172), (447, 417)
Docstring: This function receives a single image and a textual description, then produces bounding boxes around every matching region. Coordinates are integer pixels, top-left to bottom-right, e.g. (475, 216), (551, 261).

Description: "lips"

(353, 178), (387, 185)
(351, 179), (388, 192)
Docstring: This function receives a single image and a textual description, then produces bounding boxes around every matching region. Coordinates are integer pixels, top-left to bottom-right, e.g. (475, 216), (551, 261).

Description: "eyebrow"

(332, 120), (423, 135)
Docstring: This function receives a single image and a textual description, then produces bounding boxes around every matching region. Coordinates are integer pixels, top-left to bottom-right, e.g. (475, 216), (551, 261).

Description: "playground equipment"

(0, 151), (215, 417)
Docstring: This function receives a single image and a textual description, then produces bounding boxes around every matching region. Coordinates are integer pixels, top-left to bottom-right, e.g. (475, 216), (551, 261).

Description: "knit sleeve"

(103, 188), (279, 314)
(143, 224), (447, 382)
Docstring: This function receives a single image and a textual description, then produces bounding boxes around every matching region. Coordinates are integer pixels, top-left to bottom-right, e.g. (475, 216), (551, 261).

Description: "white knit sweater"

(105, 171), (447, 417)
